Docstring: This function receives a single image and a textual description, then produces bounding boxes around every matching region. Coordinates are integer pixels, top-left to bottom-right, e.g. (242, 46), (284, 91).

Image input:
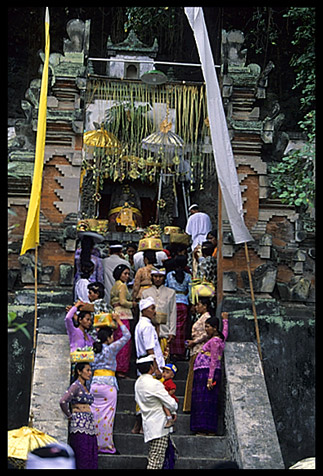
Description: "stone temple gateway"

(8, 17), (314, 468)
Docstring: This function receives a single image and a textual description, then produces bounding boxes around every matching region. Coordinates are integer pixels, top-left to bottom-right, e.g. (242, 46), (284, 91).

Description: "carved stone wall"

(214, 30), (315, 304)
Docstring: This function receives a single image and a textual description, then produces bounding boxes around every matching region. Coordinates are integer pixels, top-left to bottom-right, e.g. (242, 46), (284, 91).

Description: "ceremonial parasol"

(142, 115), (185, 221)
(141, 117), (185, 155)
(8, 425), (58, 466)
(83, 125), (122, 153)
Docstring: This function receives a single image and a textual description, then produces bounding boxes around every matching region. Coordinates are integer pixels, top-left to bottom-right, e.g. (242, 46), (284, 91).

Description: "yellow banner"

(20, 8), (50, 255)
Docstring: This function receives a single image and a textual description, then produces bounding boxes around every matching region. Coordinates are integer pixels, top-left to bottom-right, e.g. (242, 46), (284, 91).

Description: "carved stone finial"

(63, 19), (86, 53)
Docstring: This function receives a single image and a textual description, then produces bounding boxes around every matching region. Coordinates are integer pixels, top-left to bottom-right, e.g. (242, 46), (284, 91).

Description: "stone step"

(13, 287), (73, 306)
(110, 432), (228, 458)
(98, 454), (229, 469)
(114, 409), (192, 434)
(29, 333), (71, 443)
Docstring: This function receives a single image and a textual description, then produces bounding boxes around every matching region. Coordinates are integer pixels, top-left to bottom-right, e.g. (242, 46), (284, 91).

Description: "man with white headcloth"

(132, 296), (165, 435)
(185, 204), (212, 276)
(135, 354), (178, 469)
(134, 296), (165, 376)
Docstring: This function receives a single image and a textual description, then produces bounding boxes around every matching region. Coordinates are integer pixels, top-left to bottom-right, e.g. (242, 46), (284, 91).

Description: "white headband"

(139, 296), (155, 311)
(136, 354), (156, 364)
(151, 267), (166, 275)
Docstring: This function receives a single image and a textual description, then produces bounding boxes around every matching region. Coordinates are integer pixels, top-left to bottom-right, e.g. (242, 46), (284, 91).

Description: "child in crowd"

(162, 363), (179, 428)
(74, 261), (94, 302)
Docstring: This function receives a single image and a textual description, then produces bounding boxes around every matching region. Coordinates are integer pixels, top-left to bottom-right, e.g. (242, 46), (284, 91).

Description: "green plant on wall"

(270, 7), (315, 211)
(8, 311), (31, 339)
(270, 139), (315, 209)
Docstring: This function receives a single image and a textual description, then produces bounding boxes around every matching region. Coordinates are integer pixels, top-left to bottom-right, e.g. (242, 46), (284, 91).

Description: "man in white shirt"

(185, 204), (212, 276)
(133, 250), (168, 271)
(134, 296), (165, 375)
(133, 297), (165, 435)
(135, 354), (178, 469)
(142, 268), (177, 355)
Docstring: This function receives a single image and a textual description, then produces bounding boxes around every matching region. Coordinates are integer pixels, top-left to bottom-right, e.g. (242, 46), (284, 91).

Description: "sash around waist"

(93, 369), (115, 377)
(200, 350), (211, 356)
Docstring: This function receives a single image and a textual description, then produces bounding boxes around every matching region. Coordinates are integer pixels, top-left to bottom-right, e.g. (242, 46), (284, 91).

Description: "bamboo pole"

(29, 245), (39, 424)
(217, 184), (223, 307)
(244, 242), (263, 368)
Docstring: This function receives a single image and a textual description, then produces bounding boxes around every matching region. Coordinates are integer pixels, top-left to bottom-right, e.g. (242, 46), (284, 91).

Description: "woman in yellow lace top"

(110, 264), (134, 377)
(132, 250), (156, 303)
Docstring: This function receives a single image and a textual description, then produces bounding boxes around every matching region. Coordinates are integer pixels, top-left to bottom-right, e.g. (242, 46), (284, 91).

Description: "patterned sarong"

(90, 382), (117, 454)
(170, 303), (188, 356)
(113, 317), (132, 374)
(147, 435), (169, 469)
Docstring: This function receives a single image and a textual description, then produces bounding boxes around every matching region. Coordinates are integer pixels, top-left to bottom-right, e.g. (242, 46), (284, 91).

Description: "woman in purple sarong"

(90, 315), (131, 454)
(59, 362), (98, 469)
(190, 312), (228, 435)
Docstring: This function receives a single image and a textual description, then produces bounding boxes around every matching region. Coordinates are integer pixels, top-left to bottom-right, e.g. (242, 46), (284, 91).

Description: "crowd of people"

(59, 206), (229, 469)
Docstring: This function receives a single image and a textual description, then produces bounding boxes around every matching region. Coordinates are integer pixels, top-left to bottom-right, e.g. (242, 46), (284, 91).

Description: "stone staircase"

(11, 288), (230, 468)
(10, 287), (285, 468)
(99, 360), (230, 469)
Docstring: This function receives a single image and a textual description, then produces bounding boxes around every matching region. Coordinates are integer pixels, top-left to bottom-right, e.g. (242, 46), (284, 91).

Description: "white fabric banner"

(184, 7), (253, 244)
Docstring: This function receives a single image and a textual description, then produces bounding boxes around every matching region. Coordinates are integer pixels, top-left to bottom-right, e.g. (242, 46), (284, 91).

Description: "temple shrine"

(8, 13), (315, 469)
(8, 19), (314, 305)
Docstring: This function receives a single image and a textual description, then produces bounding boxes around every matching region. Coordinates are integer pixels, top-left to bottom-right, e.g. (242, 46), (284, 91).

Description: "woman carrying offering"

(110, 264), (135, 377)
(59, 362), (98, 469)
(65, 305), (94, 353)
(190, 312), (229, 435)
(90, 314), (131, 454)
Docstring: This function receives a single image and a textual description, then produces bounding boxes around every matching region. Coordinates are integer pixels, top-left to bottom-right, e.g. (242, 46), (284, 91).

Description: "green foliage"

(124, 7), (175, 36)
(248, 7), (279, 55)
(123, 7), (183, 57)
(270, 139), (315, 209)
(269, 8), (315, 209)
(284, 7), (315, 111)
(8, 311), (31, 339)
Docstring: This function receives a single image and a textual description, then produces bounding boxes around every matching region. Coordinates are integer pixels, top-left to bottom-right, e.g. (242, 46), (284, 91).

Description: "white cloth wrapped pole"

(184, 7), (253, 244)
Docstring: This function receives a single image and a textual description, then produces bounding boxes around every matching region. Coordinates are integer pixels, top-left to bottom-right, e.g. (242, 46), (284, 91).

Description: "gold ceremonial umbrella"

(83, 125), (122, 153)
(8, 426), (58, 461)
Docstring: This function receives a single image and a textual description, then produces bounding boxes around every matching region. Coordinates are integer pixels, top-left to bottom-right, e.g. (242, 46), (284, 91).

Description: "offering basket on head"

(93, 312), (118, 329)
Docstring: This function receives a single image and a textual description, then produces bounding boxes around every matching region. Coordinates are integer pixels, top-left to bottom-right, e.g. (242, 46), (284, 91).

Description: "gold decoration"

(137, 157), (146, 169)
(160, 118), (172, 134)
(129, 167), (140, 179)
(116, 203), (135, 227)
(164, 226), (181, 234)
(92, 192), (102, 202)
(145, 224), (162, 238)
(138, 237), (163, 251)
(157, 198), (166, 208)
